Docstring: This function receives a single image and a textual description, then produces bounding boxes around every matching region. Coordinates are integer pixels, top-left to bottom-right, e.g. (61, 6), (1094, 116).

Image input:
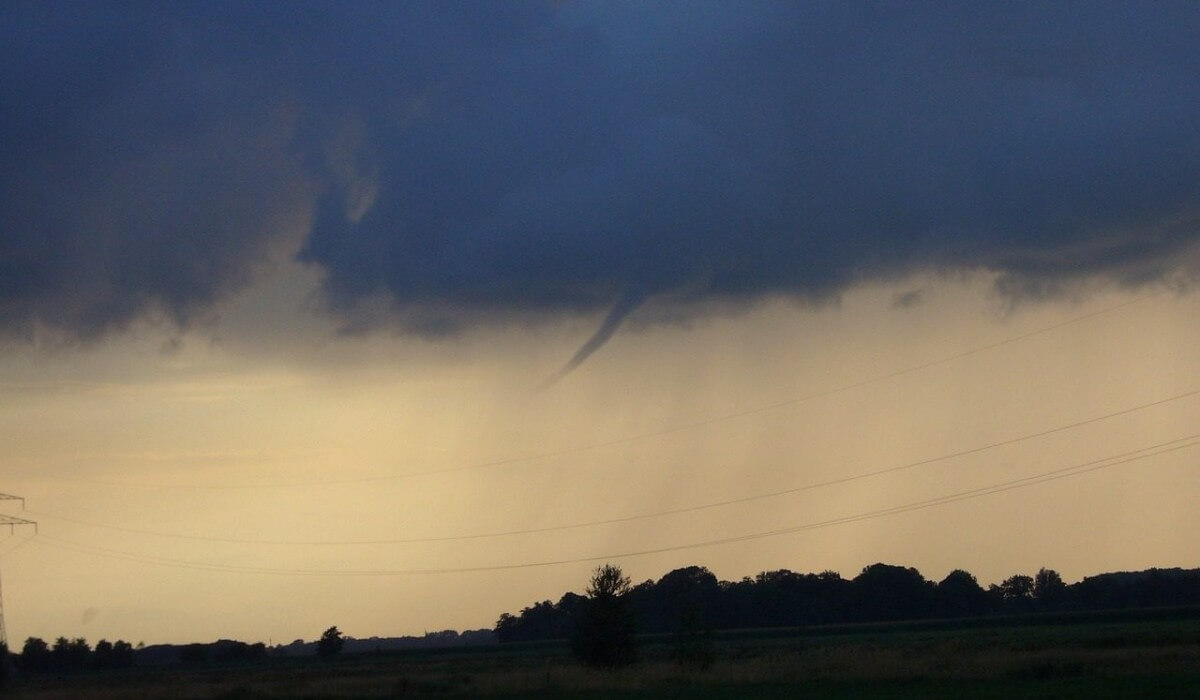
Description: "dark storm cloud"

(1, 1), (313, 340)
(4, 1), (1199, 347)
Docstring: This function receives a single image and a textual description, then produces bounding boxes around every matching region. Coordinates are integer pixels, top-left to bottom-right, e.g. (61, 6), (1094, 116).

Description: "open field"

(7, 612), (1200, 699)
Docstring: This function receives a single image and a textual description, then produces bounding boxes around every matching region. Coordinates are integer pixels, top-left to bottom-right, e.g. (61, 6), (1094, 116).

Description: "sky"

(1, 1), (1199, 646)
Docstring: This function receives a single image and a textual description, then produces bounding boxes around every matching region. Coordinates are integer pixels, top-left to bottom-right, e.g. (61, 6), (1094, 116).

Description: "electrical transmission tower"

(0, 493), (37, 649)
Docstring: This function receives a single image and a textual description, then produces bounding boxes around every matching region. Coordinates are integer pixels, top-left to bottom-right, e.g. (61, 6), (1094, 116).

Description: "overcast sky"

(2, 1), (1199, 646)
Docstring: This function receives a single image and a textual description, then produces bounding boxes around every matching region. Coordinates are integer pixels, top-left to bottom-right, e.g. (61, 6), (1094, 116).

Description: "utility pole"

(0, 493), (37, 649)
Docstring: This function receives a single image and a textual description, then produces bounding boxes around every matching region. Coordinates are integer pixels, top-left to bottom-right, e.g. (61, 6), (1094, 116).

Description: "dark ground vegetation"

(5, 608), (1198, 699)
(6, 563), (1198, 698)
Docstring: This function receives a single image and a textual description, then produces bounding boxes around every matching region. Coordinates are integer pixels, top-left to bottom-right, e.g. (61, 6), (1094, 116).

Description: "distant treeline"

(121, 629), (496, 667)
(271, 629), (496, 657)
(10, 637), (136, 673)
(494, 564), (1200, 642)
(7, 629), (498, 674)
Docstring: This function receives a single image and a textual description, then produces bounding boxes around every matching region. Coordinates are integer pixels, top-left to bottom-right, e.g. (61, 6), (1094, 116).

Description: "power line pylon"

(0, 493), (37, 649)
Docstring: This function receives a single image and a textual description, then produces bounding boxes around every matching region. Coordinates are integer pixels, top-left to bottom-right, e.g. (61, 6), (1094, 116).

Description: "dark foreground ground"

(7, 610), (1199, 699)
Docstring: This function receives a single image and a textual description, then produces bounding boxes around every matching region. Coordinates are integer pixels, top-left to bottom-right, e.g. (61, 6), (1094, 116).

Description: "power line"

(27, 384), (1200, 545)
(28, 433), (1199, 577)
(12, 290), (1166, 491)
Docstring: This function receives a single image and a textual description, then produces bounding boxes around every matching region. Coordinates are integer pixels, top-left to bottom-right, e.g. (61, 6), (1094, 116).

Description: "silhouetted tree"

(937, 569), (990, 617)
(556, 592), (587, 629)
(111, 640), (135, 669)
(48, 636), (90, 670)
(853, 563), (935, 621)
(20, 637), (51, 672)
(515, 602), (559, 638)
(1001, 574), (1034, 599)
(571, 563), (637, 668)
(51, 637), (70, 667)
(317, 626), (344, 659)
(92, 639), (114, 669)
(660, 566), (720, 629)
(70, 637), (90, 669)
(759, 569), (850, 626)
(628, 566), (722, 634)
(493, 613), (521, 643)
(1, 641), (8, 689)
(998, 574), (1035, 611)
(494, 594), (580, 643)
(1033, 567), (1066, 607)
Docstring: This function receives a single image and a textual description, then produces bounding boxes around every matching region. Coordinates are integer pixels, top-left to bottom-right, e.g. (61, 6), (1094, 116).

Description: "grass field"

(7, 612), (1200, 699)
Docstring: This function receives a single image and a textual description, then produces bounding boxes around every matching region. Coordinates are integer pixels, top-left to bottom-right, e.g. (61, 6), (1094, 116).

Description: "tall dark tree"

(20, 637), (51, 672)
(111, 640), (134, 668)
(316, 626), (344, 659)
(494, 613), (521, 643)
(1033, 568), (1066, 607)
(50, 637), (70, 668)
(629, 566), (722, 634)
(92, 639), (114, 669)
(571, 563), (637, 668)
(48, 637), (90, 670)
(937, 569), (990, 617)
(853, 563), (935, 621)
(999, 574), (1035, 601)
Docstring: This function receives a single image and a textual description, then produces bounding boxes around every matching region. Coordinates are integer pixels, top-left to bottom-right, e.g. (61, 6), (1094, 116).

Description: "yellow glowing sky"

(2, 263), (1198, 645)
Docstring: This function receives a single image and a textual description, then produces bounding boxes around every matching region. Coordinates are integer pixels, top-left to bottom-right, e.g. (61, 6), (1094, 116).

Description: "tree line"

(3, 562), (1194, 680)
(495, 563), (1200, 643)
(9, 636), (136, 673)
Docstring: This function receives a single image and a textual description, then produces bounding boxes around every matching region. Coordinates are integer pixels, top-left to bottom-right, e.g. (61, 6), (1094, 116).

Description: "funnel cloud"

(540, 291), (645, 389)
